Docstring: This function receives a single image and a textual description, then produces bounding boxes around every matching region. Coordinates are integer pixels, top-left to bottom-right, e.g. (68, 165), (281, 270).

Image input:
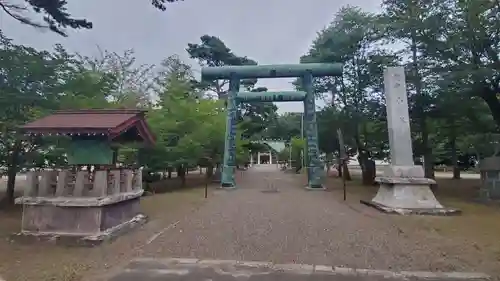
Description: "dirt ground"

(132, 170), (500, 276)
(0, 174), (213, 281)
(0, 171), (499, 281)
(325, 176), (500, 271)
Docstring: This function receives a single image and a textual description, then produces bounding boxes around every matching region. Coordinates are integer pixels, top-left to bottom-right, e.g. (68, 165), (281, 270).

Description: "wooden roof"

(21, 109), (155, 145)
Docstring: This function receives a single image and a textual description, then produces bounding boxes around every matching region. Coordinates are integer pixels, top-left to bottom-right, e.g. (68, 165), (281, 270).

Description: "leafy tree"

(0, 36), (51, 202)
(381, 0), (447, 179)
(290, 137), (305, 171)
(0, 31), (133, 203)
(187, 36), (277, 147)
(0, 33), (83, 202)
(301, 6), (395, 184)
(78, 48), (155, 108)
(238, 87), (278, 139)
(259, 112), (303, 142)
(420, 0), (500, 129)
(145, 54), (249, 182)
(187, 35), (258, 99)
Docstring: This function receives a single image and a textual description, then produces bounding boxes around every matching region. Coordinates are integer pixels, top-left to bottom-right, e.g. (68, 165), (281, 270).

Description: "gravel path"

(139, 168), (496, 274)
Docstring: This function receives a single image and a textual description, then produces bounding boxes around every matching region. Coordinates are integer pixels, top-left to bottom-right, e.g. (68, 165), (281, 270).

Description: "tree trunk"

(354, 133), (373, 184)
(177, 165), (186, 186)
(337, 156), (352, 180)
(5, 140), (22, 204)
(213, 164), (222, 182)
(357, 152), (375, 185)
(206, 163), (214, 178)
(422, 123), (435, 179)
(337, 157), (342, 178)
(409, 27), (434, 180)
(342, 161), (352, 181)
(450, 130), (461, 180)
(479, 86), (500, 128)
(326, 153), (332, 174)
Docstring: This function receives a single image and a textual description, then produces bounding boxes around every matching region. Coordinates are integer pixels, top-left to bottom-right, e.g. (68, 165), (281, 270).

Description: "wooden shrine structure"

(15, 109), (155, 245)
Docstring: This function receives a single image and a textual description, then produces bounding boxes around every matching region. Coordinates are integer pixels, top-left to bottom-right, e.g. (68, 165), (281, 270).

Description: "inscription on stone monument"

(384, 67), (413, 166)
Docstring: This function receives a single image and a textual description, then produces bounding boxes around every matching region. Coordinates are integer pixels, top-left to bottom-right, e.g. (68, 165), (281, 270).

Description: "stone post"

(110, 170), (121, 195)
(72, 171), (87, 196)
(55, 170), (69, 196)
(38, 171), (57, 196)
(302, 73), (324, 189)
(24, 171), (39, 197)
(92, 170), (108, 197)
(220, 77), (239, 188)
(123, 170), (134, 192)
(361, 67), (459, 215)
(133, 168), (143, 190)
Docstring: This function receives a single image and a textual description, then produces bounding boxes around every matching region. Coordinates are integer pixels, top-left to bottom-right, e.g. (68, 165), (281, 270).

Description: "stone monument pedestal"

(361, 165), (460, 215)
(304, 166), (326, 190)
(361, 67), (459, 215)
(14, 169), (147, 246)
(479, 156), (500, 201)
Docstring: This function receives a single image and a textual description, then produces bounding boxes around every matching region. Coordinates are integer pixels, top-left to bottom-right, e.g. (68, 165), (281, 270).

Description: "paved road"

(109, 258), (488, 281)
(106, 168), (491, 280)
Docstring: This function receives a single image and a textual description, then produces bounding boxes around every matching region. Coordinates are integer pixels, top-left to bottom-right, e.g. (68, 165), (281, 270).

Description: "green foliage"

(187, 35), (258, 97)
(261, 112), (302, 141)
(277, 147), (290, 163)
(187, 35), (278, 140)
(298, 1), (500, 177)
(290, 137), (305, 168)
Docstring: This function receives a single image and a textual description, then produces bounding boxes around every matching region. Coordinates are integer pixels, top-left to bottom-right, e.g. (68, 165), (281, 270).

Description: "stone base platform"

(304, 185), (327, 191)
(11, 214), (147, 247)
(360, 200), (461, 216)
(14, 190), (147, 247)
(261, 188), (280, 193)
(363, 165), (460, 216)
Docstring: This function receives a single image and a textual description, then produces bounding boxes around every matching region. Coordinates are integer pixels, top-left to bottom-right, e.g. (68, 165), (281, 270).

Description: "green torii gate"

(201, 63), (342, 189)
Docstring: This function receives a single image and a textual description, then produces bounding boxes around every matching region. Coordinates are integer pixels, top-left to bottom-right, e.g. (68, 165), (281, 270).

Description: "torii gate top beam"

(201, 63), (343, 80)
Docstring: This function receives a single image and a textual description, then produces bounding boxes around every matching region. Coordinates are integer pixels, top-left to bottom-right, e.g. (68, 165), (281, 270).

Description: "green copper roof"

(254, 140), (286, 152)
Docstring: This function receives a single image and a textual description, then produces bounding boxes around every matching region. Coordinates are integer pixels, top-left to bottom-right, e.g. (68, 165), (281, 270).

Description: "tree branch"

(0, 1), (45, 28)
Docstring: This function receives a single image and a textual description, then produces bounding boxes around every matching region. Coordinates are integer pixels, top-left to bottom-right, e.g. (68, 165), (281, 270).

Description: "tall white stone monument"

(362, 67), (460, 215)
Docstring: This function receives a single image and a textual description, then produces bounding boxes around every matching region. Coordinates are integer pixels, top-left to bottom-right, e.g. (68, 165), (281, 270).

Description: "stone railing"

(20, 169), (142, 199)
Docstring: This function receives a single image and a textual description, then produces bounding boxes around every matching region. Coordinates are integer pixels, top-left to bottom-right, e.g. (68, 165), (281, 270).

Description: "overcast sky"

(0, 0), (382, 113)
